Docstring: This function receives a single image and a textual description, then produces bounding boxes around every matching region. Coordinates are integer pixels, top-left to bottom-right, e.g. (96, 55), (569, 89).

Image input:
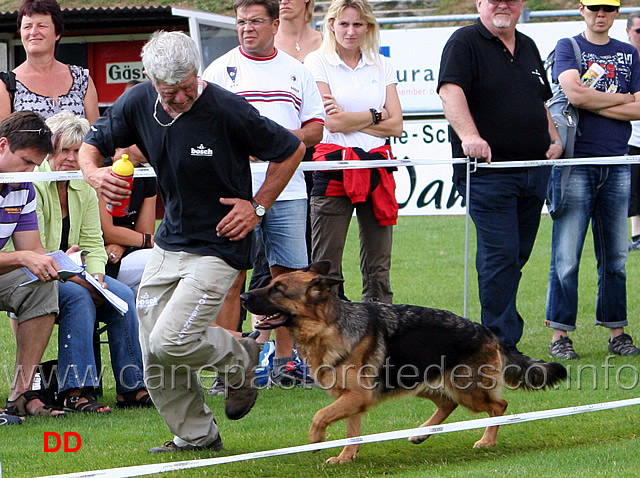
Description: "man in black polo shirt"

(437, 0), (563, 356)
(79, 31), (305, 453)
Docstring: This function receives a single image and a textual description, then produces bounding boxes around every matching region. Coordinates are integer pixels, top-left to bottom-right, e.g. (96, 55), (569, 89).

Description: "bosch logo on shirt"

(191, 144), (214, 157)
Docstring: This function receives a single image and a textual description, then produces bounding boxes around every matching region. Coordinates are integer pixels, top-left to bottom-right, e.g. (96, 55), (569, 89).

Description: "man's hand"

(21, 251), (61, 282)
(461, 135), (492, 164)
(439, 83), (491, 163)
(79, 143), (130, 206)
(546, 143), (564, 160)
(84, 167), (132, 206)
(216, 198), (260, 241)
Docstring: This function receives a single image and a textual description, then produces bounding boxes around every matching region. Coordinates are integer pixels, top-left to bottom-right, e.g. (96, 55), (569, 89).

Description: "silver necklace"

(153, 95), (183, 127)
(295, 41), (301, 52)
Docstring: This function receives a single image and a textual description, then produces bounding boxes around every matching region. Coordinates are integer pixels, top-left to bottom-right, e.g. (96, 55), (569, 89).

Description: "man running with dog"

(78, 31), (305, 453)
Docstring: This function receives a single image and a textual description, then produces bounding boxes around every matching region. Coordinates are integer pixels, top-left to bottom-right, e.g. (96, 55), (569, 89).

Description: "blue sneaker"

(254, 340), (274, 388)
(269, 362), (315, 388)
(292, 346), (315, 386)
(269, 347), (315, 389)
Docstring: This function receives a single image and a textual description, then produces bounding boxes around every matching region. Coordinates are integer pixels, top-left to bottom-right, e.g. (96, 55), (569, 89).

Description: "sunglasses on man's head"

(14, 128), (52, 139)
(585, 5), (619, 13)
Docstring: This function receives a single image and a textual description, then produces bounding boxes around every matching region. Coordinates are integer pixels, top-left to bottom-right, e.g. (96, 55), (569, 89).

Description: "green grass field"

(1, 215), (639, 477)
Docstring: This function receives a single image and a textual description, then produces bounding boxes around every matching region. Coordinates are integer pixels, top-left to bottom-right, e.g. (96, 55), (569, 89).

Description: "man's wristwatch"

(251, 199), (266, 217)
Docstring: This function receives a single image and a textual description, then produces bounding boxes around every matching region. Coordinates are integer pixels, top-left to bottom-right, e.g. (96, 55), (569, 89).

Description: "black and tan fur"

(241, 261), (567, 464)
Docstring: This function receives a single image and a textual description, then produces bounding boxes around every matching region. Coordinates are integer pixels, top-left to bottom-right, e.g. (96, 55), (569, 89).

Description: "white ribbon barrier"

(33, 397), (640, 478)
(8, 156), (639, 478)
(3, 155), (640, 183)
(5, 154), (639, 318)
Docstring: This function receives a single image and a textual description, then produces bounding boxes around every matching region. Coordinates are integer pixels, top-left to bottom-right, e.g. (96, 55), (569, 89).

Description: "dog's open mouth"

(254, 312), (290, 329)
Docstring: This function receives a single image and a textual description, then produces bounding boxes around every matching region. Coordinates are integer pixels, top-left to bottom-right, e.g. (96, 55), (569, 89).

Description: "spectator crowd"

(1, 0), (639, 457)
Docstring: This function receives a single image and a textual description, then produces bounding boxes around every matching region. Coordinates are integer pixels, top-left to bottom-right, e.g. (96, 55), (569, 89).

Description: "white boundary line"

(11, 155), (639, 476)
(3, 155), (640, 182)
(34, 397), (640, 478)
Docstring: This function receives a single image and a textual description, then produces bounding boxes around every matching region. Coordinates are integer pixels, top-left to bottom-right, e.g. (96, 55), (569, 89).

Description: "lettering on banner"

(390, 118), (465, 215)
(106, 62), (145, 84)
(396, 68), (435, 83)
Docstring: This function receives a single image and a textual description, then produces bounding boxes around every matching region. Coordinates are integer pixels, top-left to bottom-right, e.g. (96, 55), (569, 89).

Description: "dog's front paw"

(325, 449), (357, 464)
(472, 438), (496, 448)
(308, 426), (326, 444)
(408, 434), (430, 445)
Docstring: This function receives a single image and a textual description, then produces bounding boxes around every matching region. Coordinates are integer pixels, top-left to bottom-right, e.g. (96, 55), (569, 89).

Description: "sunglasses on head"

(14, 128), (52, 139)
(585, 5), (619, 13)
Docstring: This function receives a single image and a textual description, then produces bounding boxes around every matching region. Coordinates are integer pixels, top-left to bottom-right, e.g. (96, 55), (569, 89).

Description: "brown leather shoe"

(224, 338), (259, 420)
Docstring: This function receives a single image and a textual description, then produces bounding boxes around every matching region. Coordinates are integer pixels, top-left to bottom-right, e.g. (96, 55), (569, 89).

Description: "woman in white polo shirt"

(305, 0), (402, 303)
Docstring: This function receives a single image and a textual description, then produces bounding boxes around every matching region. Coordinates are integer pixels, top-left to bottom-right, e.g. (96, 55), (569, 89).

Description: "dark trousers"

(628, 145), (640, 217)
(310, 195), (393, 303)
(456, 168), (549, 352)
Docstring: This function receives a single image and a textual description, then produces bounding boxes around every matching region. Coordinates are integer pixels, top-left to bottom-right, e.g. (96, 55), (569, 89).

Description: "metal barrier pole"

(463, 158), (471, 318)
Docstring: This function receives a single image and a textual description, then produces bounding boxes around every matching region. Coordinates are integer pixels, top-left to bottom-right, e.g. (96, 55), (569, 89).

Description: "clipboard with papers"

(19, 249), (129, 315)
(19, 249), (86, 287)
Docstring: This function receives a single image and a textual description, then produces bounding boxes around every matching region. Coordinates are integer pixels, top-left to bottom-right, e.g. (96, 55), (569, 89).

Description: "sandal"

(5, 390), (66, 418)
(63, 391), (111, 414)
(116, 389), (154, 409)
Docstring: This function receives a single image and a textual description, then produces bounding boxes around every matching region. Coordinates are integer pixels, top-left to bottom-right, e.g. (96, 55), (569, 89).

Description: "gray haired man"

(79, 31), (305, 453)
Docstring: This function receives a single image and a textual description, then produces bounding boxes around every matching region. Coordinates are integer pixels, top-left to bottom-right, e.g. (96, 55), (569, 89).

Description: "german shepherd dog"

(241, 261), (567, 464)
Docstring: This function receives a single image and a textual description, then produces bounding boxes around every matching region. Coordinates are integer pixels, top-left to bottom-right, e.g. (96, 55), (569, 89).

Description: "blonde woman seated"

(35, 111), (150, 412)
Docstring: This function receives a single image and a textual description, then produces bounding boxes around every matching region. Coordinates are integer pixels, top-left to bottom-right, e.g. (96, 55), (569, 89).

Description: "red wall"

(88, 40), (147, 105)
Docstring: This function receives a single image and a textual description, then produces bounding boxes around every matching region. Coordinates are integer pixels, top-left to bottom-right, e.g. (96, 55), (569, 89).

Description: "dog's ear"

(317, 275), (343, 288)
(307, 275), (343, 303)
(306, 260), (332, 276)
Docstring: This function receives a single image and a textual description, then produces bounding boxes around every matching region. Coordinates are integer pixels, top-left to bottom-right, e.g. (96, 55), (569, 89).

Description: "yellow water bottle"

(107, 154), (134, 217)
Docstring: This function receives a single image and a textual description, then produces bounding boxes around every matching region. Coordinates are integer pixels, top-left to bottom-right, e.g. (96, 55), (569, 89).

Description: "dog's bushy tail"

(502, 349), (567, 390)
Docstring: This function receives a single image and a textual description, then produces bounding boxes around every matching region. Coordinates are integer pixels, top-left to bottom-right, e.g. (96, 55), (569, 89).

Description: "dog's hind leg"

(409, 395), (458, 445)
(325, 412), (363, 464)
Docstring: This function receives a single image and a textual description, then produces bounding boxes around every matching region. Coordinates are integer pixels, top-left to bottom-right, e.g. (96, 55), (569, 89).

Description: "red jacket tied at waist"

(312, 143), (398, 226)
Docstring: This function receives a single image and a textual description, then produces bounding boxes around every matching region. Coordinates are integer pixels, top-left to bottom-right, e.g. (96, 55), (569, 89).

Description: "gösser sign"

(105, 61), (145, 84)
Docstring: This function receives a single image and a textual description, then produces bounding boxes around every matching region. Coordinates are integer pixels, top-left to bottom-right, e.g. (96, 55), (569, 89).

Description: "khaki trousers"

(138, 247), (249, 447)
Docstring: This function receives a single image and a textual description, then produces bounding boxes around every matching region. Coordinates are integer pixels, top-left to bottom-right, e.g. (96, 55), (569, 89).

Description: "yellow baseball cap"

(580, 0), (620, 6)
